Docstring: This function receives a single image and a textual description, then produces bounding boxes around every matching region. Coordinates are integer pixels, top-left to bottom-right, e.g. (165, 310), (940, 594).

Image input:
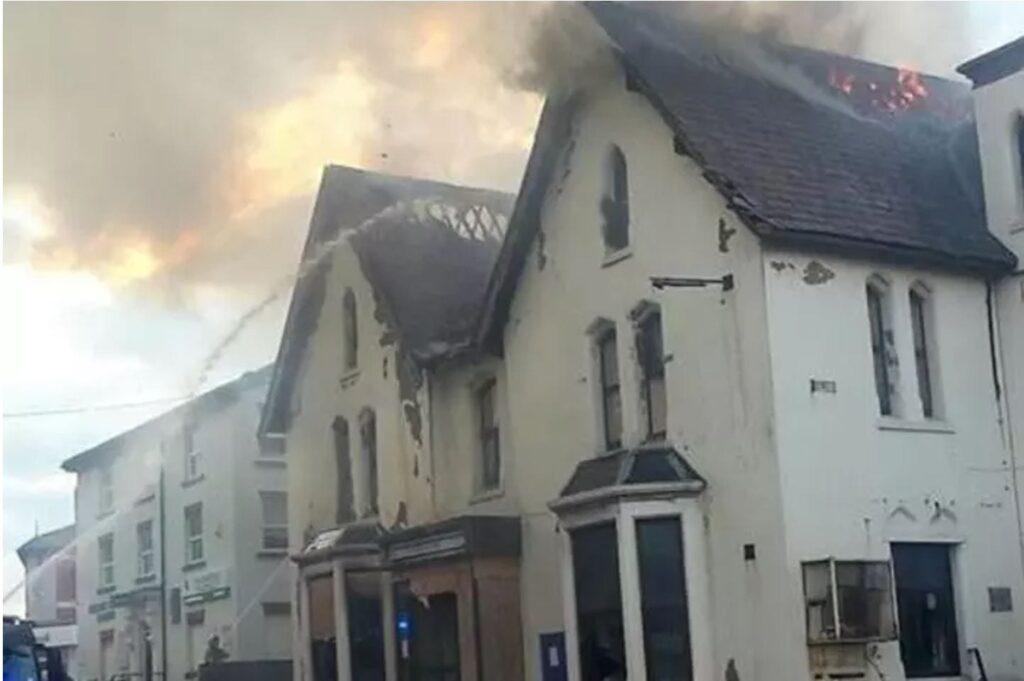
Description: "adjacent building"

(16, 524), (78, 672)
(64, 367), (290, 681)
(263, 7), (1024, 681)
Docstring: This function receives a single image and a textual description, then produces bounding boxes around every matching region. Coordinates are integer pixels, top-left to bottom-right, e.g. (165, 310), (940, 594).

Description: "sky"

(4, 1), (1024, 616)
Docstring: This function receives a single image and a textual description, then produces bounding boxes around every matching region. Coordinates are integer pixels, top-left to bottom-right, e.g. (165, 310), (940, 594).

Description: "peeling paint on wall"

(718, 218), (736, 253)
(536, 229), (549, 271)
(397, 352), (424, 448)
(769, 260), (794, 273)
(801, 260), (835, 285)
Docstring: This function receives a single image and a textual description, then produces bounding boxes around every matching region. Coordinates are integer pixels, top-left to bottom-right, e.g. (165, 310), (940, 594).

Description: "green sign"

(182, 586), (230, 606)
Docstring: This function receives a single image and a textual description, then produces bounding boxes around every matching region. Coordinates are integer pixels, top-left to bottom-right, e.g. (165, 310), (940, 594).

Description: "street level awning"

(384, 515), (521, 567)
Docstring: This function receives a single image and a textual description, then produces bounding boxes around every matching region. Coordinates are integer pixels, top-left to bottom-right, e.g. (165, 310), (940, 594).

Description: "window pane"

(600, 333), (619, 386)
(803, 561), (836, 641)
(636, 518), (692, 681)
(867, 286), (892, 415)
(604, 389), (622, 450)
(835, 561), (894, 640)
(892, 544), (960, 678)
(572, 523), (626, 681)
(909, 291), (933, 418)
(334, 417), (355, 524)
(361, 411), (378, 515)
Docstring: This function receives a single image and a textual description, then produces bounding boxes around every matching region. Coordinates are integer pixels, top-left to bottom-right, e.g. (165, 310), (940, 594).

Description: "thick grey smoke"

(2, 1), (986, 299)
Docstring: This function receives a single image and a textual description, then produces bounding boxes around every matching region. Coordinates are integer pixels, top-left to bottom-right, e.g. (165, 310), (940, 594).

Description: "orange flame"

(827, 64), (930, 113)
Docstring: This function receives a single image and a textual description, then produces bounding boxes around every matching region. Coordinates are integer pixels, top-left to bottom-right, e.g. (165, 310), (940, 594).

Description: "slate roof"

(958, 35), (1024, 87)
(480, 3), (1016, 349)
(16, 524), (75, 565)
(260, 166), (513, 436)
(553, 445), (705, 511)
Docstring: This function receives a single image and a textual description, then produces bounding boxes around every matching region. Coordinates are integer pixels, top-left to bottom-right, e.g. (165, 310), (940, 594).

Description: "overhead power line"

(4, 395), (190, 419)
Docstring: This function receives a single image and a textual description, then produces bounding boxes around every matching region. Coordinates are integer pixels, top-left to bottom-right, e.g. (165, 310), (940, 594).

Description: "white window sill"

(470, 487), (504, 505)
(602, 247), (633, 268)
(255, 457), (286, 469)
(876, 417), (955, 434)
(340, 369), (360, 388)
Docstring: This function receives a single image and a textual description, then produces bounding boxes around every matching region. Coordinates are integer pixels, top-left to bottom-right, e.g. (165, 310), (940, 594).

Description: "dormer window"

(601, 145), (630, 253)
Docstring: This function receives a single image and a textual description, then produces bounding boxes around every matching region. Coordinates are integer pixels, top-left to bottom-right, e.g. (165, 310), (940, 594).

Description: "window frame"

(99, 467), (114, 514)
(183, 422), (201, 481)
(260, 491), (289, 551)
(908, 284), (938, 419)
(359, 408), (378, 517)
(596, 326), (623, 451)
(136, 520), (155, 578)
(343, 288), (359, 371)
(184, 502), (204, 564)
(866, 278), (896, 417)
(601, 144), (631, 254)
(801, 558), (897, 645)
(476, 378), (501, 492)
(560, 500), (705, 681)
(98, 533), (115, 588)
(333, 416), (355, 524)
(635, 308), (667, 441)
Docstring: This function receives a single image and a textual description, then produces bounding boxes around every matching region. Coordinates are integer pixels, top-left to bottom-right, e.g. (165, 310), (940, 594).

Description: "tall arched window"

(601, 145), (630, 253)
(343, 289), (358, 370)
(332, 417), (354, 524)
(909, 283), (940, 419)
(359, 408), (378, 517)
(866, 276), (898, 416)
(1016, 114), (1024, 198)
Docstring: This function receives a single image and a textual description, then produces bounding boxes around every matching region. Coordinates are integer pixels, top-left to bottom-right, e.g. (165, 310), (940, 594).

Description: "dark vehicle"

(3, 616), (70, 681)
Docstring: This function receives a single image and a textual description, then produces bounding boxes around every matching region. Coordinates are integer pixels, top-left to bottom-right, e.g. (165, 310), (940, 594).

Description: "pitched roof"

(259, 166), (514, 436)
(61, 365), (271, 473)
(957, 35), (1024, 87)
(16, 524), (75, 565)
(480, 3), (1016, 349)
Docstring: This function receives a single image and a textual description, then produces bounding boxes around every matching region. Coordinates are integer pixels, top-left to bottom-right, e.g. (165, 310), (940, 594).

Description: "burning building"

(262, 5), (1024, 681)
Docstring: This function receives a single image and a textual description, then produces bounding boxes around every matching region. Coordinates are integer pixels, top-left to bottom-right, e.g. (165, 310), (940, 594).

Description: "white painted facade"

(968, 48), (1024, 584)
(68, 368), (291, 681)
(280, 42), (1024, 681)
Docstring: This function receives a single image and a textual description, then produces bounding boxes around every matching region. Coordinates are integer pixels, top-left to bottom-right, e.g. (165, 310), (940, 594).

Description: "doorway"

(395, 585), (460, 681)
(347, 573), (385, 681)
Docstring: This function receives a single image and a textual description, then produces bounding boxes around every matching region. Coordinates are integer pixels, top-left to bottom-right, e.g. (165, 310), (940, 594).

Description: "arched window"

(332, 417), (354, 524)
(1017, 115), (1024, 194)
(601, 145), (630, 253)
(866, 276), (897, 416)
(359, 408), (378, 517)
(634, 304), (666, 440)
(343, 289), (358, 370)
(909, 283), (939, 419)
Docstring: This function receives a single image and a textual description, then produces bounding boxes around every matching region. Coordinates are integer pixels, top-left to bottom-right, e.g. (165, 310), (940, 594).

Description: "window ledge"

(182, 560), (207, 573)
(181, 474), (206, 489)
(135, 493), (156, 506)
(97, 584), (116, 595)
(876, 417), (954, 434)
(135, 574), (158, 585)
(255, 457), (286, 469)
(257, 549), (289, 559)
(601, 247), (633, 268)
(97, 509), (115, 521)
(470, 487), (504, 505)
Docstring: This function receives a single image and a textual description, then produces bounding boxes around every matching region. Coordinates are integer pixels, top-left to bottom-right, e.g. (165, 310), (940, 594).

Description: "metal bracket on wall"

(650, 274), (734, 291)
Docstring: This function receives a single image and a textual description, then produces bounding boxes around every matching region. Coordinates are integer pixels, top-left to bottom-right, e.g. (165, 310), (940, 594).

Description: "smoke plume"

(3, 1), (986, 300)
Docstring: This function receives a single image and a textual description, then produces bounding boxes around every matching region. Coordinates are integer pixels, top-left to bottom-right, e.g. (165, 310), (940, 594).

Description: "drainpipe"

(159, 467), (169, 681)
(986, 279), (1024, 580)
